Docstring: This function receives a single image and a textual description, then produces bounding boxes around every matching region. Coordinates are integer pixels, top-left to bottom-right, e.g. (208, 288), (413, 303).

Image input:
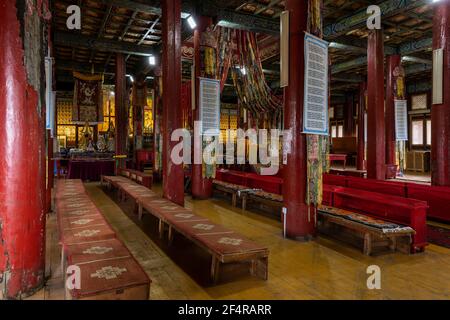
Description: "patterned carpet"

(428, 225), (450, 249)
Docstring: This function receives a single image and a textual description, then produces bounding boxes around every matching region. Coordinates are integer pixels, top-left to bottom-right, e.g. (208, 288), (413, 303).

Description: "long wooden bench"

(55, 179), (151, 300)
(333, 187), (428, 253)
(212, 179), (247, 206)
(318, 206), (415, 256)
(137, 196), (269, 284)
(102, 174), (270, 284)
(324, 173), (450, 223)
(120, 168), (153, 189)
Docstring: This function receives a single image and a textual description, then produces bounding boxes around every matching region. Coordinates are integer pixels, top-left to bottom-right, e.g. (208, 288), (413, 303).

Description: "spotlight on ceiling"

(128, 75), (134, 83)
(433, 0), (442, 3)
(149, 55), (156, 66)
(240, 67), (247, 76)
(187, 15), (197, 29)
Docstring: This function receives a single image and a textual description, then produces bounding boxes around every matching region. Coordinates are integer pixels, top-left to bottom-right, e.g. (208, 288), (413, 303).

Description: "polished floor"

(30, 182), (450, 300)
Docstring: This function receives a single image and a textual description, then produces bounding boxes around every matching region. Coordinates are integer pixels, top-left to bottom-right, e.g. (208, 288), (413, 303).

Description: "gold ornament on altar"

(79, 122), (94, 151)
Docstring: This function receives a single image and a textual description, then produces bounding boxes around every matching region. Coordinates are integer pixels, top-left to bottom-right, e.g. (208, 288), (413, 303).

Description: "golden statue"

(79, 122), (94, 151)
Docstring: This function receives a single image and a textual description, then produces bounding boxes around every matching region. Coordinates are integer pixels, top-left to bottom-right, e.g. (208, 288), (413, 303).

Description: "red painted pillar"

(432, 0), (450, 186)
(162, 0), (184, 206)
(192, 16), (213, 200)
(0, 1), (45, 299)
(153, 71), (163, 181)
(366, 29), (386, 180)
(115, 53), (128, 169)
(357, 82), (367, 171)
(344, 92), (355, 137)
(46, 130), (53, 213)
(386, 55), (401, 168)
(283, 0), (315, 240)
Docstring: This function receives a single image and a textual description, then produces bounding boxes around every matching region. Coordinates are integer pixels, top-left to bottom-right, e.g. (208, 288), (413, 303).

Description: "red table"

(329, 154), (347, 169)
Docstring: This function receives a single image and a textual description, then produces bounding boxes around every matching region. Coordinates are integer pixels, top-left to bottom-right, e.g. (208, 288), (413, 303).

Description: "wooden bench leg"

(242, 195), (247, 211)
(138, 203), (144, 221)
(210, 256), (220, 284)
(232, 193), (237, 207)
(168, 226), (174, 246)
(389, 236), (398, 252)
(158, 219), (164, 239)
(251, 257), (269, 280)
(364, 233), (372, 256)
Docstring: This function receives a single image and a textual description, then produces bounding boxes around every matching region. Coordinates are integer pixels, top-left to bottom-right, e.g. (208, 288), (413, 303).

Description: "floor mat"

(428, 225), (450, 249)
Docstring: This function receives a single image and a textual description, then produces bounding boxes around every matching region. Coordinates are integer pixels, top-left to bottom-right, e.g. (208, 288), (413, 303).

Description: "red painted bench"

(346, 176), (407, 198)
(406, 183), (450, 222)
(246, 173), (283, 195)
(333, 187), (428, 253)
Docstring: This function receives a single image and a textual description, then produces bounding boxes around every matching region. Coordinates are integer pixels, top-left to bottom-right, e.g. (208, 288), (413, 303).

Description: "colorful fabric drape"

(72, 72), (104, 125)
(231, 30), (283, 126)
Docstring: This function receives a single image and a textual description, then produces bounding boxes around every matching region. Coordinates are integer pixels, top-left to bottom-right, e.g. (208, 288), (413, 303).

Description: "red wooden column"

(366, 29), (386, 180)
(283, 0), (315, 240)
(191, 16), (213, 200)
(153, 71), (163, 181)
(344, 92), (355, 137)
(162, 0), (184, 206)
(386, 55), (401, 170)
(115, 54), (127, 153)
(432, 0), (450, 186)
(0, 1), (45, 299)
(357, 82), (367, 171)
(46, 130), (54, 213)
(115, 53), (128, 169)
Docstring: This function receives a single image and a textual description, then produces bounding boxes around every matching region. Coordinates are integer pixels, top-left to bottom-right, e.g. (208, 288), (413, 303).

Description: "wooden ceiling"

(52, 0), (435, 98)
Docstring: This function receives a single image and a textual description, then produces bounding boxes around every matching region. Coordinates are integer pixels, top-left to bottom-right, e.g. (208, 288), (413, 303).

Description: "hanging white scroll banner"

(199, 78), (221, 136)
(395, 100), (408, 141)
(303, 32), (329, 136)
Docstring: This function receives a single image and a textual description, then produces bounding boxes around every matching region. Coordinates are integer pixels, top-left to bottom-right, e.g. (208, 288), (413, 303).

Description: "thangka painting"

(72, 72), (104, 124)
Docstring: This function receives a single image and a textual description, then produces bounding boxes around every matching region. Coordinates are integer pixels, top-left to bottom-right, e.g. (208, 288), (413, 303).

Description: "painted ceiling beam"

(331, 56), (367, 74)
(324, 0), (429, 38)
(56, 60), (116, 75)
(402, 56), (432, 65)
(54, 31), (155, 57)
(100, 0), (192, 18)
(399, 37), (433, 55)
(407, 81), (432, 94)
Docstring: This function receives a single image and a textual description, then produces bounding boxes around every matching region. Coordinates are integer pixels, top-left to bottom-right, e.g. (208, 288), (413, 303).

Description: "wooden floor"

(29, 182), (450, 300)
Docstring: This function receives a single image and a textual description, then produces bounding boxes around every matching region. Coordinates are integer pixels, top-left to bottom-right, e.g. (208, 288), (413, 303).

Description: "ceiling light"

(128, 75), (134, 82)
(240, 67), (247, 76)
(149, 55), (156, 66)
(187, 16), (197, 29)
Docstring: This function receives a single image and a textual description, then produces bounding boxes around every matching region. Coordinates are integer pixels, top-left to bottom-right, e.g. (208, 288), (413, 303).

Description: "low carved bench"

(137, 196), (269, 284)
(318, 206), (416, 256)
(212, 179), (247, 207)
(56, 179), (151, 300)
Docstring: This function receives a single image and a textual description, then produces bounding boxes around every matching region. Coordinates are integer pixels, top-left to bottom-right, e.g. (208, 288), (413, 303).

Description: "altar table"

(68, 159), (115, 181)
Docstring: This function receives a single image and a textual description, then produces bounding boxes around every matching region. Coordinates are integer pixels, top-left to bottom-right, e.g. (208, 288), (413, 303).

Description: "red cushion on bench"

(65, 238), (131, 266)
(407, 183), (450, 222)
(67, 256), (150, 300)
